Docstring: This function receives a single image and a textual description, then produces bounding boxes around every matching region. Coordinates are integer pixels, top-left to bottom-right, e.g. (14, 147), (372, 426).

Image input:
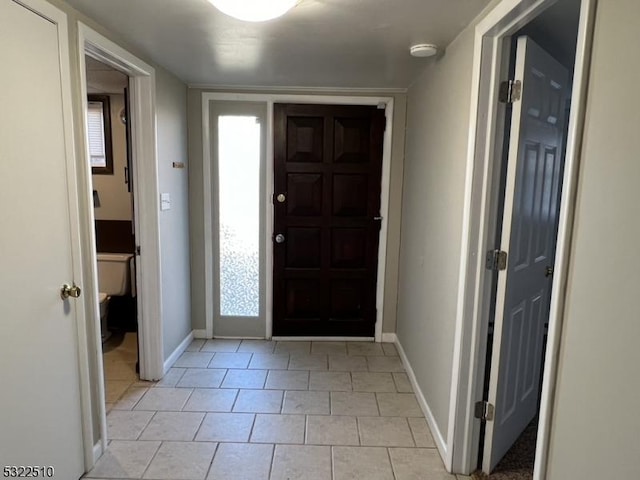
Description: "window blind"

(87, 101), (106, 167)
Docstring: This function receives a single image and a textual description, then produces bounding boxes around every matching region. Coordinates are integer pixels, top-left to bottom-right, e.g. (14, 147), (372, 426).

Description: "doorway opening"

(477, 0), (581, 475)
(448, 0), (595, 477)
(78, 23), (164, 463)
(84, 55), (140, 411)
(201, 93), (395, 342)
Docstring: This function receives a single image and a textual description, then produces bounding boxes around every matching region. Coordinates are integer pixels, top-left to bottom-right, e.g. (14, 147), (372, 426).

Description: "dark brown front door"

(273, 103), (386, 336)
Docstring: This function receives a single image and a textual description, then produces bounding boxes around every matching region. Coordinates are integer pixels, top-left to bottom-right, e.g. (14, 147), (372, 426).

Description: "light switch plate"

(160, 193), (171, 211)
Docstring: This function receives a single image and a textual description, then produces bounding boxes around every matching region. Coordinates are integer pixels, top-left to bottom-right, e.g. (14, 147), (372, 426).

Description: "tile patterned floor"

(88, 338), (471, 480)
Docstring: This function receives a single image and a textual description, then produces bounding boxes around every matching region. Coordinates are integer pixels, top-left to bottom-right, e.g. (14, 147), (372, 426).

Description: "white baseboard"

(382, 332), (397, 343)
(192, 329), (208, 339)
(92, 440), (104, 464)
(272, 336), (375, 342)
(163, 331), (194, 374)
(394, 336), (449, 463)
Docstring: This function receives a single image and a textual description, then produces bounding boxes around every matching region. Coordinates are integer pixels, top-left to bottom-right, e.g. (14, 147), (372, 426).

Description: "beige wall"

(546, 0), (640, 477)
(396, 25), (477, 439)
(92, 94), (132, 221)
(156, 70), (192, 360)
(187, 88), (407, 335)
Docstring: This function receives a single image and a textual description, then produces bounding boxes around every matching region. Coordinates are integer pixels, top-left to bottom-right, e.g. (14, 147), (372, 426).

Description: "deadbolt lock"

(276, 193), (286, 203)
(275, 234), (285, 244)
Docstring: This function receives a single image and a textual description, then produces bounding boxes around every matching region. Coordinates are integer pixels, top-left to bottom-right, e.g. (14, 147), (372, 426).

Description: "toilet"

(97, 253), (134, 342)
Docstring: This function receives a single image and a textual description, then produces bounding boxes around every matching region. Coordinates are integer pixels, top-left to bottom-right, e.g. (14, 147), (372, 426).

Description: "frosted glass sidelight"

(218, 116), (261, 317)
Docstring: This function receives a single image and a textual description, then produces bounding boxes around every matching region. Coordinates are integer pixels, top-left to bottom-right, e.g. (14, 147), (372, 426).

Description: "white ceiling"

(85, 56), (128, 94)
(64, 0), (491, 89)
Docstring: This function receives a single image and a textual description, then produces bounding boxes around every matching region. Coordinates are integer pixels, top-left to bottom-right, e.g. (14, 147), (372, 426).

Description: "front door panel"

(273, 104), (385, 336)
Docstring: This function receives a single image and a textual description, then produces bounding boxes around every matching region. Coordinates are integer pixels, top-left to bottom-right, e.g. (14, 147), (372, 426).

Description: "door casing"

(448, 0), (597, 476)
(77, 23), (164, 465)
(201, 93), (395, 343)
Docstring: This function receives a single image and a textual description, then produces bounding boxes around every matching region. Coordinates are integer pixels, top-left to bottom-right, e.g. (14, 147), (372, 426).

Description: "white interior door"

(483, 36), (569, 472)
(0, 0), (85, 477)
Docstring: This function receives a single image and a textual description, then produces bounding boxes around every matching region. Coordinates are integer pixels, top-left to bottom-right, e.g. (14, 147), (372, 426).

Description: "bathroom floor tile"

(382, 343), (399, 356)
(237, 340), (277, 353)
(376, 393), (423, 417)
(288, 354), (328, 371)
(305, 415), (359, 446)
(208, 352), (252, 369)
(207, 443), (273, 480)
(358, 416), (415, 447)
(112, 386), (148, 410)
(155, 368), (186, 387)
(105, 380), (132, 403)
(195, 412), (255, 442)
(173, 352), (214, 368)
(221, 369), (267, 389)
(200, 339), (240, 352)
(185, 339), (205, 352)
(389, 448), (457, 480)
(143, 441), (217, 480)
(347, 342), (385, 356)
(408, 418), (436, 448)
(392, 373), (414, 392)
(282, 390), (330, 415)
(333, 446), (395, 480)
(176, 368), (226, 388)
(367, 355), (405, 372)
(85, 440), (160, 479)
(106, 410), (154, 440)
(351, 372), (397, 392)
(311, 341), (347, 355)
(309, 371), (352, 391)
(139, 411), (204, 441)
(250, 414), (306, 444)
(265, 370), (309, 390)
(233, 389), (284, 413)
(248, 353), (290, 370)
(274, 341), (311, 355)
(271, 445), (331, 480)
(330, 392), (379, 416)
(134, 387), (193, 411)
(328, 355), (368, 372)
(182, 388), (238, 412)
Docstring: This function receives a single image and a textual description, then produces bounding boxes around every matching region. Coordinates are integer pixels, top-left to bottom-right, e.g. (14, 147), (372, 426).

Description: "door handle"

(545, 266), (554, 278)
(275, 234), (285, 244)
(61, 283), (82, 300)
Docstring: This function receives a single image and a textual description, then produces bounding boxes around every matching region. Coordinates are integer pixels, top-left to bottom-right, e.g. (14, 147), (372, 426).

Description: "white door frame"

(447, 0), (596, 475)
(201, 92), (394, 342)
(76, 22), (165, 459)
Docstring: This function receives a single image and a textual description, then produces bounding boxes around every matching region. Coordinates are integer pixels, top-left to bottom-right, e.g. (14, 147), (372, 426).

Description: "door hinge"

(474, 401), (495, 421)
(135, 245), (141, 256)
(486, 249), (508, 271)
(499, 79), (522, 104)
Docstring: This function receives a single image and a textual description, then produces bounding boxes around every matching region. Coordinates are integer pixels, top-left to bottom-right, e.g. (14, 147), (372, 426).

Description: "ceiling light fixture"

(209, 0), (299, 22)
(410, 44), (439, 58)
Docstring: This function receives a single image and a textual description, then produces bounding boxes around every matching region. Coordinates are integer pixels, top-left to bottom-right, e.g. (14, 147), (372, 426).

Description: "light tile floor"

(87, 339), (471, 480)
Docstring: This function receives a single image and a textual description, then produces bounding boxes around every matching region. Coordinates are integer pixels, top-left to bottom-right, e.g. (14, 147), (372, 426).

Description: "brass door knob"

(61, 283), (82, 300)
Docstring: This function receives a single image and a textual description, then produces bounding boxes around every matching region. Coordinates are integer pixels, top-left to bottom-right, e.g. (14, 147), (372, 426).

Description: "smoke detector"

(410, 44), (438, 58)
